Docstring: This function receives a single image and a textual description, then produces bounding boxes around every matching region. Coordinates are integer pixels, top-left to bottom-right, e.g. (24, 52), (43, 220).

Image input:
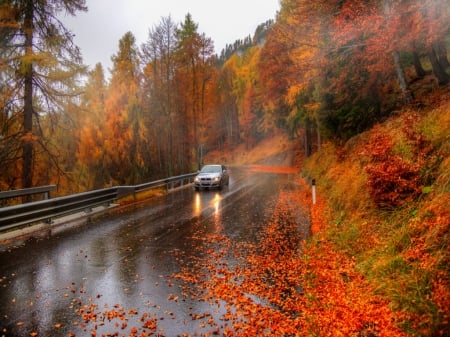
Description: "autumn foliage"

(2, 0), (449, 193)
(303, 88), (450, 336)
(363, 126), (421, 208)
(1, 1), (449, 336)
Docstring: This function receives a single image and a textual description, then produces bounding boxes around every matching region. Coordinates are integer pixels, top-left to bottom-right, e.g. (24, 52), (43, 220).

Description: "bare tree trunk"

(316, 123), (321, 152)
(428, 45), (450, 85)
(22, 2), (34, 191)
(411, 43), (427, 78)
(393, 51), (413, 103)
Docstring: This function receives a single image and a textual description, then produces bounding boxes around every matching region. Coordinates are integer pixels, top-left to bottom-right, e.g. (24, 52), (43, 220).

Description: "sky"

(61, 0), (280, 73)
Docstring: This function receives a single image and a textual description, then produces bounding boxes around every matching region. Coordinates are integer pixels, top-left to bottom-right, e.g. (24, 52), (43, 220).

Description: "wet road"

(0, 166), (303, 336)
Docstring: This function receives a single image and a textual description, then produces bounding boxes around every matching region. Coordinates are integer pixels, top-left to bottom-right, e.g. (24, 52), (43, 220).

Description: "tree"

(75, 63), (108, 190)
(261, 0), (329, 153)
(175, 13), (215, 169)
(258, 22), (292, 128)
(141, 16), (179, 176)
(103, 32), (144, 185)
(215, 57), (240, 149)
(0, 0), (86, 190)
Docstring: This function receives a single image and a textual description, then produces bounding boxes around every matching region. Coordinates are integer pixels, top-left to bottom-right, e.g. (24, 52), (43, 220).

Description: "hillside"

(206, 85), (449, 336)
(205, 130), (300, 166)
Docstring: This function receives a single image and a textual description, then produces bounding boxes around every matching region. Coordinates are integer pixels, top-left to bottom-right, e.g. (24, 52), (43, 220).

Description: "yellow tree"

(75, 63), (108, 190)
(175, 13), (215, 169)
(215, 55), (241, 148)
(103, 32), (145, 185)
(233, 47), (262, 149)
(259, 0), (328, 155)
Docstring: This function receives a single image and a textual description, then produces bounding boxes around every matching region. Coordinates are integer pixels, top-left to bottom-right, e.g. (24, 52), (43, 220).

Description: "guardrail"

(0, 185), (57, 203)
(0, 172), (197, 233)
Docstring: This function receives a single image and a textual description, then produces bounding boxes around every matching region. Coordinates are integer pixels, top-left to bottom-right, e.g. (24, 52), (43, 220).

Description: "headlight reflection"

(212, 193), (221, 215)
(194, 193), (201, 217)
(193, 192), (223, 232)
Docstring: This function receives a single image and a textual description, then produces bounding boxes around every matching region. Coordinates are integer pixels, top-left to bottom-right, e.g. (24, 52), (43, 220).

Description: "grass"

(301, 86), (450, 336)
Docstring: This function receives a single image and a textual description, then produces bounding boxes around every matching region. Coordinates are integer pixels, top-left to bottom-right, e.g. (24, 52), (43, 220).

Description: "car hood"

(197, 172), (221, 178)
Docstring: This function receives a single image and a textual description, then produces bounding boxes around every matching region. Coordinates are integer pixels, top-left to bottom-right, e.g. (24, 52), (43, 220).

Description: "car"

(194, 164), (229, 190)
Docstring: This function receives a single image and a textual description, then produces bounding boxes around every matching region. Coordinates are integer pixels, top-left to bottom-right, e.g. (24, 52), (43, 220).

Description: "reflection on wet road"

(0, 166), (302, 336)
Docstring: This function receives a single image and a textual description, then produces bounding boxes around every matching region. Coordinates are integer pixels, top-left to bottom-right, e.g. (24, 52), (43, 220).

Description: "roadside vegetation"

(202, 85), (449, 336)
(301, 87), (450, 336)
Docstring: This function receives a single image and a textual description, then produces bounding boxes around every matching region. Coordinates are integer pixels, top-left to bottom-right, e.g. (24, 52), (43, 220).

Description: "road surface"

(0, 166), (309, 336)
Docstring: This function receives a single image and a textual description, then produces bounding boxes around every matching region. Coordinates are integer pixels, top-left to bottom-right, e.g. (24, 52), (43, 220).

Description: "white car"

(194, 165), (229, 190)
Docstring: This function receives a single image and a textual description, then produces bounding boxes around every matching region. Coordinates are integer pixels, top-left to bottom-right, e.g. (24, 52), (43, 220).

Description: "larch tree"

(76, 63), (108, 190)
(104, 32), (144, 185)
(0, 0), (86, 190)
(175, 13), (215, 170)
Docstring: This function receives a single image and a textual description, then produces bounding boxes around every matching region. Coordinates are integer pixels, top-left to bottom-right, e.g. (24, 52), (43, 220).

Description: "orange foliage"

(362, 125), (424, 208)
(403, 194), (450, 332)
(297, 182), (409, 336)
(172, 175), (408, 336)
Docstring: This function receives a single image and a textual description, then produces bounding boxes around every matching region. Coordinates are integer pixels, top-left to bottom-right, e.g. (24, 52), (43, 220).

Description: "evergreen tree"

(0, 0), (87, 190)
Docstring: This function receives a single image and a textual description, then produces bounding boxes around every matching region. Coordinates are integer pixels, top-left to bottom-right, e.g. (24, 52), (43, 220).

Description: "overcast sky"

(61, 0), (280, 74)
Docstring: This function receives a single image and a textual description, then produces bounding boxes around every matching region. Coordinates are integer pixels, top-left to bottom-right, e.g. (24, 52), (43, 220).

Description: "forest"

(0, 0), (449, 196)
(1, 1), (449, 336)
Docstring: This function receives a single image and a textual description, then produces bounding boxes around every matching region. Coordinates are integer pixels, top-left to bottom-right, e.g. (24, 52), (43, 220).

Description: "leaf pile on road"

(172, 175), (408, 336)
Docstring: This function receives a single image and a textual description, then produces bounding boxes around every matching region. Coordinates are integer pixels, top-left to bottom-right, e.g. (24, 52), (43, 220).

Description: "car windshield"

(200, 165), (221, 173)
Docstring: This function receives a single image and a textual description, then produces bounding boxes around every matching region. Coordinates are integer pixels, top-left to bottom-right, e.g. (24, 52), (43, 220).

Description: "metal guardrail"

(0, 185), (57, 201)
(0, 173), (197, 233)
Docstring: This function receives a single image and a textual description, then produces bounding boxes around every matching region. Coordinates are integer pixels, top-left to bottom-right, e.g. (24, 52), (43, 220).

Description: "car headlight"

(213, 177), (220, 182)
(195, 177), (200, 182)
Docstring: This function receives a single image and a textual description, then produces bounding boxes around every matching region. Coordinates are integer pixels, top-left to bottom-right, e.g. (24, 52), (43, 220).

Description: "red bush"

(363, 127), (423, 208)
(365, 155), (422, 208)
